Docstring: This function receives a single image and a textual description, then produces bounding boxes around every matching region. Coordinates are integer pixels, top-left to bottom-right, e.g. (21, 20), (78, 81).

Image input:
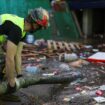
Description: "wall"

(0, 0), (80, 40)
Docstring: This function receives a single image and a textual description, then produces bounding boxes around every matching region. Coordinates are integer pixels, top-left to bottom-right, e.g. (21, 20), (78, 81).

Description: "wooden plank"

(69, 43), (76, 51)
(47, 40), (52, 50)
(63, 42), (71, 51)
(52, 41), (58, 51)
(73, 42), (81, 49)
(47, 40), (54, 53)
(57, 41), (64, 50)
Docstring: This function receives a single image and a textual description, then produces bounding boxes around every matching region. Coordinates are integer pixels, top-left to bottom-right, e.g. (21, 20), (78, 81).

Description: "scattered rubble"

(1, 40), (105, 105)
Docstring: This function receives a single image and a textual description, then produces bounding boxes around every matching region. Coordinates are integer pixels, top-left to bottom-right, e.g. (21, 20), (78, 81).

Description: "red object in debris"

(96, 90), (103, 96)
(87, 52), (105, 63)
(75, 86), (82, 91)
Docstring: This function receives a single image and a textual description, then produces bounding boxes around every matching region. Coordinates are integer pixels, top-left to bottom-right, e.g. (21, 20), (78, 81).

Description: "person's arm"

(6, 40), (17, 87)
(15, 41), (24, 76)
(3, 21), (22, 87)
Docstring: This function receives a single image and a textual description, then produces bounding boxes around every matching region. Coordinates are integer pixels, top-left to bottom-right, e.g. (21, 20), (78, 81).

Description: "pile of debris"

(1, 39), (105, 105)
(21, 40), (105, 105)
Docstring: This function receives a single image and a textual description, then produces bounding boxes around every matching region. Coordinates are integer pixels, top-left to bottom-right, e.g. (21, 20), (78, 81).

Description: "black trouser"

(0, 55), (5, 80)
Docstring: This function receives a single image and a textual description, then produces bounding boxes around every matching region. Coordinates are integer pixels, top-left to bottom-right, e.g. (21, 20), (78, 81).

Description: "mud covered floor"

(0, 39), (105, 105)
(1, 59), (105, 105)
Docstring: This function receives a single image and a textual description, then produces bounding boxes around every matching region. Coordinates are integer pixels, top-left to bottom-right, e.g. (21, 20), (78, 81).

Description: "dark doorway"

(92, 9), (105, 34)
(74, 9), (83, 32)
(92, 9), (105, 43)
(75, 8), (105, 43)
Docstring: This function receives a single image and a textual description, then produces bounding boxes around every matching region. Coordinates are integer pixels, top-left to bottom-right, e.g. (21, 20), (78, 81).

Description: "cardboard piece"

(93, 96), (105, 103)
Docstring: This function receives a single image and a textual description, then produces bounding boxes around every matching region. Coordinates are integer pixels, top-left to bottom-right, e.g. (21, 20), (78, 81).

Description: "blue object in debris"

(26, 66), (40, 74)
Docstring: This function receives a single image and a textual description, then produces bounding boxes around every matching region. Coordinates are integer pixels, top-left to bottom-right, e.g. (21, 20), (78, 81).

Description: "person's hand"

(6, 78), (19, 94)
(7, 83), (17, 94)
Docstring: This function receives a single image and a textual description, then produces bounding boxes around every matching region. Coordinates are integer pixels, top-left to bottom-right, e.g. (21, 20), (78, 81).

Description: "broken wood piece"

(31, 51), (52, 58)
(73, 42), (81, 50)
(69, 43), (76, 51)
(23, 44), (37, 49)
(47, 40), (52, 49)
(47, 40), (53, 53)
(63, 42), (71, 51)
(52, 41), (58, 51)
(57, 41), (64, 50)
(22, 54), (38, 57)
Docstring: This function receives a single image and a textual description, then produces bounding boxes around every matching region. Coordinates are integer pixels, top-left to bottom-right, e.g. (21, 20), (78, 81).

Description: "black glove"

(17, 74), (23, 78)
(6, 83), (17, 94)
(0, 73), (5, 81)
(0, 66), (5, 81)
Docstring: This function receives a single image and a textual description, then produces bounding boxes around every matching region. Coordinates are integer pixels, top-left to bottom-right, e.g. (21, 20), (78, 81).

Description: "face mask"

(29, 23), (42, 33)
